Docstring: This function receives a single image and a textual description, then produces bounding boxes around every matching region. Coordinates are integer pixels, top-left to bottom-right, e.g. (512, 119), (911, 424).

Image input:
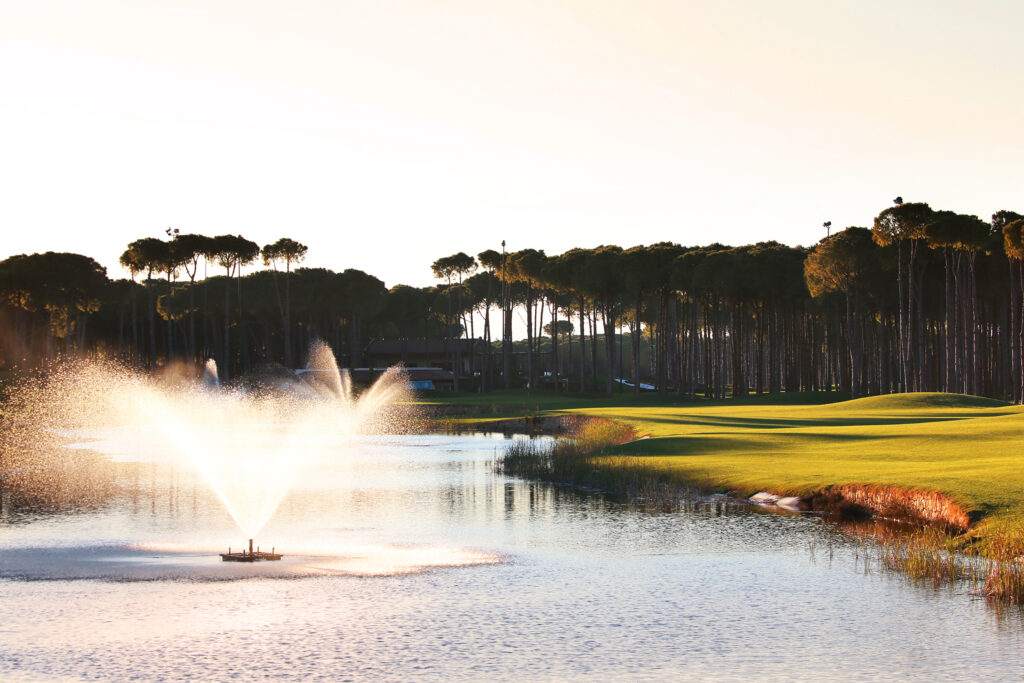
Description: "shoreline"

(466, 407), (1024, 602)
(435, 410), (974, 532)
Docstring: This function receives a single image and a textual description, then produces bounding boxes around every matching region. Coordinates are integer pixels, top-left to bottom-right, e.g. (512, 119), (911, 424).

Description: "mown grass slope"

(421, 390), (1024, 523)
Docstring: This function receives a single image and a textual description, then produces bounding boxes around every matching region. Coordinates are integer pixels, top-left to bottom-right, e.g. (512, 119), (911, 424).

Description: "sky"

(2, 0), (1023, 288)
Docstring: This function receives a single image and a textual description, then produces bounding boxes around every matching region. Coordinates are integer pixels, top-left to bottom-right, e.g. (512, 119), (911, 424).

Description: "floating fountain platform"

(220, 539), (282, 562)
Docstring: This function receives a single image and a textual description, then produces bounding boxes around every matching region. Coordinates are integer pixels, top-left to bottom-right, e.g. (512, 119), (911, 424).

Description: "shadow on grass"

(609, 431), (919, 458)
(610, 435), (762, 457)
(620, 413), (981, 431)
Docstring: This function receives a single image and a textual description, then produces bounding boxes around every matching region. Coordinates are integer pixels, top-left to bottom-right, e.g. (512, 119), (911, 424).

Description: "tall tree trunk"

(896, 240), (907, 392)
(223, 269), (231, 383)
(166, 273), (174, 362)
(239, 274), (250, 377)
(524, 284), (533, 389)
(550, 300), (559, 392)
(502, 276), (512, 389)
(130, 280), (139, 366)
(146, 270), (156, 368)
(202, 275), (209, 362)
(668, 295), (678, 394)
(632, 297), (642, 395)
(847, 287), (861, 398)
(878, 302), (889, 394)
(969, 251), (980, 396)
(578, 296), (586, 393)
(117, 298), (125, 359)
(913, 243), (926, 392)
(535, 295), (544, 357)
(944, 247), (954, 392)
(949, 254), (958, 391)
(657, 293), (668, 393)
(483, 279), (492, 392)
(1017, 261), (1024, 403)
(284, 266), (292, 368)
(906, 239), (917, 391)
(456, 275), (464, 391)
(603, 304), (615, 395)
(188, 277), (196, 362)
(689, 299), (698, 398)
(731, 301), (746, 397)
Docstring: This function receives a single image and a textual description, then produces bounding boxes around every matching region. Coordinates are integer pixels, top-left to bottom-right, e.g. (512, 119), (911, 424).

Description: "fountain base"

(220, 539), (282, 562)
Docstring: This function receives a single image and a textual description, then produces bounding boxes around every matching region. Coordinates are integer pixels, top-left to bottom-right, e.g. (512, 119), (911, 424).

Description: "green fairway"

(420, 390), (1024, 529)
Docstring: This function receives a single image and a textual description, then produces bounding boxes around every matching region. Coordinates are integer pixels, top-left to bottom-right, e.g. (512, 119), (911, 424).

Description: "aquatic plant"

(497, 417), (713, 509)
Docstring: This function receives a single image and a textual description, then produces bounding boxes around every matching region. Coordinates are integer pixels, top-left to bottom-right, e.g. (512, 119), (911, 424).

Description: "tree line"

(2, 200), (1023, 401)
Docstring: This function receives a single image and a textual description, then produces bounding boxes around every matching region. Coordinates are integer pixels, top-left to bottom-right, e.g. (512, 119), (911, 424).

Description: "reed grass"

(835, 520), (1024, 604)
(878, 529), (969, 585)
(972, 520), (1024, 603)
(497, 417), (712, 509)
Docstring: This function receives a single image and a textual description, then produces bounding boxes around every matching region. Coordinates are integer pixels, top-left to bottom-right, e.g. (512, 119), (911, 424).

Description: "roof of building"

(366, 338), (485, 355)
(347, 367), (455, 382)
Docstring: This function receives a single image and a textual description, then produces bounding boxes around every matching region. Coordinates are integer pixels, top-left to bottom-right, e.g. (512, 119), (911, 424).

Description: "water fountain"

(220, 539), (282, 562)
(0, 340), (412, 565)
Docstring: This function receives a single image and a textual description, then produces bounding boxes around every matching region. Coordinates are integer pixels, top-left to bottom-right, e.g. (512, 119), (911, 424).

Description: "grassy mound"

(833, 392), (1010, 411)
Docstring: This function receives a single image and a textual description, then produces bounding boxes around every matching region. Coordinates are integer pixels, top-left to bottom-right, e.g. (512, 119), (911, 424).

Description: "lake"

(1, 433), (1022, 681)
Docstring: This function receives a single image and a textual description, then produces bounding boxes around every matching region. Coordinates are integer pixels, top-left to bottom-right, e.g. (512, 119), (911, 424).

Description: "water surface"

(2, 434), (1022, 681)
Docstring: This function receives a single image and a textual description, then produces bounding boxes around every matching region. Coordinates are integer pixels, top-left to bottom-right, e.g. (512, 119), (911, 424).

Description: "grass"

(420, 389), (1024, 556)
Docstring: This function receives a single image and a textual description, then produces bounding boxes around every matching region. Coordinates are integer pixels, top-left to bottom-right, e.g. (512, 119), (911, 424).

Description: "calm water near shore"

(2, 433), (1023, 681)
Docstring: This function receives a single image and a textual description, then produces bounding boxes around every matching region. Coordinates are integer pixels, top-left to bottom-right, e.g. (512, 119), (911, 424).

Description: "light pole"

(823, 221), (831, 238)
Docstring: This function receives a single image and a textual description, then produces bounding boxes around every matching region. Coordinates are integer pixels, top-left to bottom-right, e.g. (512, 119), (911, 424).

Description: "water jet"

(1, 340), (413, 565)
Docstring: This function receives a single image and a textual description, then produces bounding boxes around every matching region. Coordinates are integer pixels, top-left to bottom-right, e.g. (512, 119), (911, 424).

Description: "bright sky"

(2, 0), (1022, 288)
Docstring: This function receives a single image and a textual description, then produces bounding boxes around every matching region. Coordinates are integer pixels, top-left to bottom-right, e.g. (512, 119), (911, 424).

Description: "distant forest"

(3, 201), (1024, 402)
